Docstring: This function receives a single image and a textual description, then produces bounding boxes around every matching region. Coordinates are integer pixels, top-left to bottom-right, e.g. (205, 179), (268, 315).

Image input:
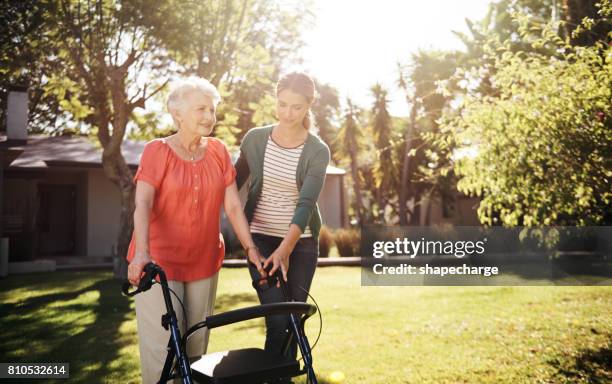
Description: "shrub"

(334, 228), (360, 257)
(318, 226), (334, 258)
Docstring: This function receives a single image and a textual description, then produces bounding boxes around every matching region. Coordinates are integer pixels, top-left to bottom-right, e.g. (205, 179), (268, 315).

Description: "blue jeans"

(248, 233), (318, 360)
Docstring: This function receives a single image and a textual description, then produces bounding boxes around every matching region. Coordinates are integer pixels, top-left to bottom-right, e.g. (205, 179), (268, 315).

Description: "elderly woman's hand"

(247, 246), (267, 280)
(128, 251), (152, 286)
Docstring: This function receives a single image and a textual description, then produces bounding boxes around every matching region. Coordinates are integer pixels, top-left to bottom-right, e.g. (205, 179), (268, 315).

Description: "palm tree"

(369, 83), (394, 224)
(312, 80), (340, 160)
(336, 99), (365, 225)
(398, 50), (459, 225)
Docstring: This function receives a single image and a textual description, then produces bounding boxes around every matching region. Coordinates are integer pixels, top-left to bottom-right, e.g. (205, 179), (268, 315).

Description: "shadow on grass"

(0, 277), (134, 383)
(214, 292), (266, 333)
(214, 292), (259, 313)
(548, 345), (612, 383)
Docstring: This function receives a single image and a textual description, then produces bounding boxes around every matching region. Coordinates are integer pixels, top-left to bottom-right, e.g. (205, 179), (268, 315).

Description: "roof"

(326, 164), (346, 175)
(7, 135), (346, 175)
(7, 135), (144, 169)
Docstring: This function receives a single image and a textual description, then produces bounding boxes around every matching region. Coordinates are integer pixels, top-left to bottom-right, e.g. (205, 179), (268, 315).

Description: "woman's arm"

(224, 181), (267, 278)
(128, 180), (155, 286)
(290, 146), (330, 232)
(234, 148), (250, 190)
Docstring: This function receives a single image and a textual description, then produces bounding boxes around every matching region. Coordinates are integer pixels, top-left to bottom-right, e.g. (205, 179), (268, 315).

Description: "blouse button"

(195, 186), (199, 190)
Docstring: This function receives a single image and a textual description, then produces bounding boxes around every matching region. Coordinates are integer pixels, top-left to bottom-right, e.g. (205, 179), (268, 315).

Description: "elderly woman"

(126, 77), (265, 383)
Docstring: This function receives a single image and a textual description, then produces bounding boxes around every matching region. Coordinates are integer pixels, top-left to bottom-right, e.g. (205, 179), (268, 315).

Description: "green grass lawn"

(1, 267), (610, 383)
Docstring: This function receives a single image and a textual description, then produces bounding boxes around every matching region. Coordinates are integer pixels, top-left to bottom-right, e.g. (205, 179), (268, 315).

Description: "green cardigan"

(235, 125), (331, 240)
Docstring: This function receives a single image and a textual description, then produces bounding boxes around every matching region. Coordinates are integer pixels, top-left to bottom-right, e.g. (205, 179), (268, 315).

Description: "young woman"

(235, 72), (330, 366)
(127, 77), (264, 383)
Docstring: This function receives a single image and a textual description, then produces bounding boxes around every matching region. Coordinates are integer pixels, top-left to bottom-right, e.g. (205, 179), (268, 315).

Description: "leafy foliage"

(443, 7), (611, 226)
(312, 80), (341, 157)
(0, 1), (65, 132)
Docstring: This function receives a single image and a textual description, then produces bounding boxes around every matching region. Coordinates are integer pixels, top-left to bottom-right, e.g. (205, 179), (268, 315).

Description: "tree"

(336, 99), (366, 225)
(45, 0), (172, 277)
(153, 0), (313, 142)
(312, 80), (340, 158)
(389, 0), (611, 228)
(369, 83), (396, 223)
(151, 0), (309, 86)
(0, 1), (64, 132)
(441, 5), (611, 226)
(397, 50), (460, 225)
(562, 0), (611, 46)
(126, 0), (312, 146)
(397, 86), (418, 226)
(449, 0), (610, 101)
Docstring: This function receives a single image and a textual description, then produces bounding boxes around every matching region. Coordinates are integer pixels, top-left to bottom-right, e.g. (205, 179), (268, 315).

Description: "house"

(413, 193), (481, 226)
(1, 134), (347, 267)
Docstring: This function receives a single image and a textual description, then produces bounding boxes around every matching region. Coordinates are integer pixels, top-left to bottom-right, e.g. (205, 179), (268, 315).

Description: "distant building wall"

(427, 194), (481, 226)
(86, 169), (121, 257)
(318, 174), (345, 229)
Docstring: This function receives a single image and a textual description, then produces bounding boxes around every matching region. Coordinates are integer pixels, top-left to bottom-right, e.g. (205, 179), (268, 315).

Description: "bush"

(334, 228), (361, 257)
(318, 226), (334, 258)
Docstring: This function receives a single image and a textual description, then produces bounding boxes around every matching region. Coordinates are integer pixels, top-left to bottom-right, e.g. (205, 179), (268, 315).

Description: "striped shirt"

(250, 137), (312, 238)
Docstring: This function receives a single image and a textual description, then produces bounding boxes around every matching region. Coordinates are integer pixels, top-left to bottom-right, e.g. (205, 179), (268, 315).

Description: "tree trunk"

(376, 184), (384, 224)
(105, 69), (139, 279)
(409, 200), (422, 226)
(100, 147), (135, 279)
(349, 151), (364, 225)
(419, 190), (433, 226)
(96, 93), (136, 279)
(562, 0), (604, 46)
(399, 94), (418, 225)
(115, 180), (135, 280)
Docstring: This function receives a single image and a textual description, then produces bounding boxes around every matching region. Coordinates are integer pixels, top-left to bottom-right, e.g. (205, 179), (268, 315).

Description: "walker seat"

(187, 302), (317, 384)
(191, 348), (300, 383)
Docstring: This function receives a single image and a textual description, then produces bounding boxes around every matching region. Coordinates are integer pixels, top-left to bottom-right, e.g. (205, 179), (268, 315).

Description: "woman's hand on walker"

(247, 246), (267, 280)
(264, 247), (290, 284)
(128, 251), (152, 286)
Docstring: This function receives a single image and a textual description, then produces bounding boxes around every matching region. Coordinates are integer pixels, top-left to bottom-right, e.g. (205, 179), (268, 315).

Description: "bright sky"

(300, 0), (491, 116)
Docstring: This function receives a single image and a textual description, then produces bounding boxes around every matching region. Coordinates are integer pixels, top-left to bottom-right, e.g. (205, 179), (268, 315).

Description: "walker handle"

(121, 262), (158, 297)
(251, 264), (287, 292)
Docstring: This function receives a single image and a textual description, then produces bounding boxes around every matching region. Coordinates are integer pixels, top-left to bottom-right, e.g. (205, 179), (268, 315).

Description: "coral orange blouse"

(127, 137), (236, 281)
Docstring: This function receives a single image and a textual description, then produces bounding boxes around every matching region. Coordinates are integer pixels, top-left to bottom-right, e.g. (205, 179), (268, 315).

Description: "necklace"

(185, 147), (197, 161)
(185, 146), (198, 161)
(174, 136), (202, 161)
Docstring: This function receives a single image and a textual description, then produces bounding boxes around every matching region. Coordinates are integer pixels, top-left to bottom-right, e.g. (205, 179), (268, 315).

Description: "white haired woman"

(126, 77), (266, 383)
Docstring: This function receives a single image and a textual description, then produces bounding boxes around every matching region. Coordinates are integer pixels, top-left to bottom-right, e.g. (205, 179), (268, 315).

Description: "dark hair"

(276, 72), (316, 130)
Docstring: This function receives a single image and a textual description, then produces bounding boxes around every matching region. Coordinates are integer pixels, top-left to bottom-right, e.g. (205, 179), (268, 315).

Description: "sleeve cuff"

(291, 206), (312, 232)
(134, 168), (160, 189)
